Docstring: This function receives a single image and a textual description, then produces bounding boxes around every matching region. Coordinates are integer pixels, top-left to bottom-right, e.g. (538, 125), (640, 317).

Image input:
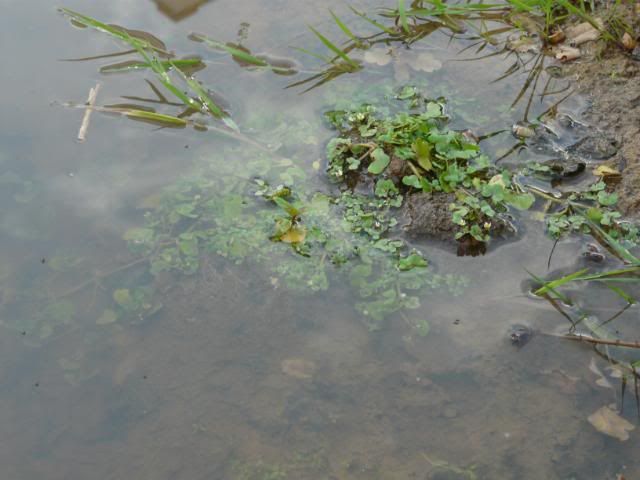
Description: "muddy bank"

(561, 13), (640, 216)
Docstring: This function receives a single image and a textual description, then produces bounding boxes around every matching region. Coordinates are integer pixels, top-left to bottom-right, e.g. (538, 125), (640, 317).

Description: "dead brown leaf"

(554, 45), (581, 62)
(587, 406), (635, 441)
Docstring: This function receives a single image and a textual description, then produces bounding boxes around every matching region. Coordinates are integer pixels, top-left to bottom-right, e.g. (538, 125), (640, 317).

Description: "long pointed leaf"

(308, 25), (358, 67)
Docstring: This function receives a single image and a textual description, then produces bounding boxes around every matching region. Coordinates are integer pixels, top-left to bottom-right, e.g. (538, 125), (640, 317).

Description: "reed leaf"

(329, 10), (358, 42)
(191, 34), (268, 67)
(170, 61), (239, 132)
(534, 268), (590, 296)
(307, 25), (359, 67)
(100, 58), (202, 73)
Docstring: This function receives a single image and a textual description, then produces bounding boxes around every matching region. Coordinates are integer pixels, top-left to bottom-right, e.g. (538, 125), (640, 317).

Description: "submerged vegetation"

(47, 6), (639, 348)
(47, 4), (638, 348)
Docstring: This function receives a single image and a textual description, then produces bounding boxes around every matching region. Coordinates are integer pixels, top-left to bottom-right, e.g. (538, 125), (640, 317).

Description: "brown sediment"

(560, 8), (640, 216)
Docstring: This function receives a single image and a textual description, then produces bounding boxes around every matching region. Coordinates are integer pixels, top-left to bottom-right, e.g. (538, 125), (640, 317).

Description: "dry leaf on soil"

(554, 45), (581, 62)
(587, 405), (635, 441)
(565, 20), (602, 46)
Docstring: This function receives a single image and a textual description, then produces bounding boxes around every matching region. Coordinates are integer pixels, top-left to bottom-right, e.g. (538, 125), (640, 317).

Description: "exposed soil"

(560, 8), (640, 216)
(402, 192), (458, 240)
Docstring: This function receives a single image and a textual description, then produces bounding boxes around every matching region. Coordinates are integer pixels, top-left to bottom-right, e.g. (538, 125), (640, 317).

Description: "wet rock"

(541, 156), (586, 178)
(509, 324), (533, 347)
(567, 132), (619, 160)
(402, 192), (457, 240)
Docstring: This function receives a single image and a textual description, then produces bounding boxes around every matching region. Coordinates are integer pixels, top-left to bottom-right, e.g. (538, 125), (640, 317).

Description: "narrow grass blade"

(603, 283), (636, 304)
(308, 25), (359, 67)
(329, 10), (358, 42)
(123, 109), (188, 127)
(170, 61), (239, 132)
(526, 268), (573, 304)
(582, 215), (640, 264)
(59, 8), (165, 53)
(61, 49), (137, 62)
(576, 267), (640, 282)
(293, 47), (332, 64)
(136, 47), (200, 110)
(533, 268), (590, 296)
(100, 58), (202, 73)
(348, 6), (397, 35)
(398, 0), (410, 33)
(191, 34), (268, 67)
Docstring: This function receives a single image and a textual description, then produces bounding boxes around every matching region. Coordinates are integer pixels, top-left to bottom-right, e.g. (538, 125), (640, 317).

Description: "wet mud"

(561, 8), (640, 216)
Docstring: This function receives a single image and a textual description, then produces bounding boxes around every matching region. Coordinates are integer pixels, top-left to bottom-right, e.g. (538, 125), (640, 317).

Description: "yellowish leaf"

(280, 226), (306, 244)
(587, 406), (635, 441)
(593, 165), (620, 177)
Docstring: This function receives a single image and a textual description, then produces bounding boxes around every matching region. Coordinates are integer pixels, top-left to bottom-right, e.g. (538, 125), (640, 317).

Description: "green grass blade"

(574, 266), (640, 282)
(123, 109), (188, 127)
(329, 10), (358, 42)
(293, 47), (332, 64)
(191, 34), (269, 67)
(525, 269), (573, 304)
(398, 0), (410, 33)
(135, 47), (201, 110)
(603, 283), (636, 304)
(170, 61), (239, 132)
(534, 268), (590, 296)
(59, 8), (158, 52)
(348, 6), (397, 35)
(100, 58), (202, 73)
(308, 25), (358, 67)
(582, 214), (640, 264)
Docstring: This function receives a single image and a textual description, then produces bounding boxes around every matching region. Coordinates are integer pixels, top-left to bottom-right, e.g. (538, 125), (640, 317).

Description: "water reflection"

(0, 1), (639, 479)
(152, 0), (211, 21)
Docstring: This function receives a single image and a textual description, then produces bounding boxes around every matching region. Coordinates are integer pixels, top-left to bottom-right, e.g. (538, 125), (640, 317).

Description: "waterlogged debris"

(422, 454), (477, 480)
(96, 309), (118, 325)
(77, 83), (100, 142)
(589, 357), (613, 389)
(281, 358), (317, 379)
(588, 406), (634, 441)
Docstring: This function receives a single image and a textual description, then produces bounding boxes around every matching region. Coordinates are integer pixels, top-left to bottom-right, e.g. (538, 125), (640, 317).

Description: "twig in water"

(58, 256), (147, 298)
(559, 333), (640, 349)
(77, 83), (100, 142)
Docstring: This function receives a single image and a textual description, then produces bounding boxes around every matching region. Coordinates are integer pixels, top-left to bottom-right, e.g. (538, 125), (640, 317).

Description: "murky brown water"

(1, 1), (639, 479)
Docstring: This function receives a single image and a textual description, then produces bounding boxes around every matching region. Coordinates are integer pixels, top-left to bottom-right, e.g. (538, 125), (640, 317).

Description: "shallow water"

(1, 1), (639, 479)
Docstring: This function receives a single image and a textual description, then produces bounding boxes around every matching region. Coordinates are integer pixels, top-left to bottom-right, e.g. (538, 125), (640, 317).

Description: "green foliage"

(125, 138), (466, 329)
(544, 180), (638, 245)
(59, 8), (237, 131)
(326, 92), (532, 246)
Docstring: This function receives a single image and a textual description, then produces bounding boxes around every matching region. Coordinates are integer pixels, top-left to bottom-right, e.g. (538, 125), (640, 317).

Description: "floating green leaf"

(368, 148), (390, 174)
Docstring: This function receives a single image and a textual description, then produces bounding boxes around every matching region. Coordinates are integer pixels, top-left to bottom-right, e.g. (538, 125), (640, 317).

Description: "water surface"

(1, 1), (638, 479)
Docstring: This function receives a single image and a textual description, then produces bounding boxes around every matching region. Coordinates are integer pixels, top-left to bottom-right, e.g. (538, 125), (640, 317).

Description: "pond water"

(1, 1), (639, 479)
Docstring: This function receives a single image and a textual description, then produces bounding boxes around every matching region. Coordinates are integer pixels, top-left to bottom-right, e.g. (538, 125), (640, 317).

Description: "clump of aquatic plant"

(325, 88), (534, 246)
(124, 141), (467, 331)
(529, 178), (639, 247)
